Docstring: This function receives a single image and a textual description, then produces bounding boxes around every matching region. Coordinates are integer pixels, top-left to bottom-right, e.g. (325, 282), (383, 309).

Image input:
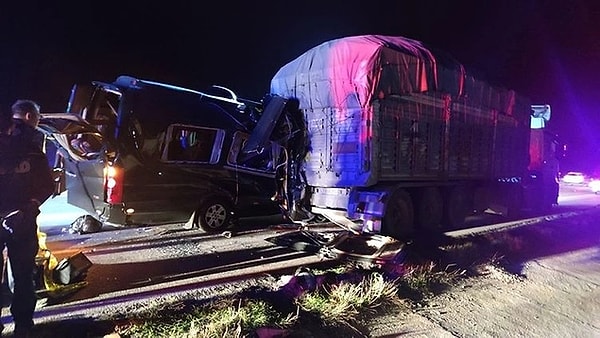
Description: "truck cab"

(39, 75), (288, 232)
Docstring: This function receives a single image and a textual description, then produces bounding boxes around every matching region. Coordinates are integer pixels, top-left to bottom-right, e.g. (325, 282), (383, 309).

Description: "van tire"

(194, 198), (234, 233)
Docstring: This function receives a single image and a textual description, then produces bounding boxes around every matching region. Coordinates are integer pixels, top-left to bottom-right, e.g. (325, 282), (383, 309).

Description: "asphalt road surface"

(34, 183), (600, 305)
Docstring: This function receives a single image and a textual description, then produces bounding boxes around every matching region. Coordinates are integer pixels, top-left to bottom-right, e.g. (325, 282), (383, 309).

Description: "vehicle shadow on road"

(410, 208), (600, 277)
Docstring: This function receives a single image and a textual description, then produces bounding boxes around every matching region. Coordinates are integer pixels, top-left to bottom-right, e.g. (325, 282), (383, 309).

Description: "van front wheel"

(194, 198), (234, 233)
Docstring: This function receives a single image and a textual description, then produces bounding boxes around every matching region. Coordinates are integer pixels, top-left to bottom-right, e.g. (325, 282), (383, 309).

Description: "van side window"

(163, 125), (224, 164)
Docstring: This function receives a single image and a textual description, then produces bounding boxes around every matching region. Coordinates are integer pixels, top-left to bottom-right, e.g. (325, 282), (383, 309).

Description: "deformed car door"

(38, 113), (107, 214)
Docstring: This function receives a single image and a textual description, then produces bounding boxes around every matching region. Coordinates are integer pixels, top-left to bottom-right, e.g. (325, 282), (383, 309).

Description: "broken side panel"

(377, 93), (447, 179)
(450, 81), (530, 180)
(448, 101), (495, 178)
(303, 105), (375, 188)
(491, 94), (531, 179)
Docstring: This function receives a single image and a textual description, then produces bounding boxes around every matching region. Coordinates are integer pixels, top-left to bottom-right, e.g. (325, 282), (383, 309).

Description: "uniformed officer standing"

(11, 99), (45, 152)
(0, 102), (53, 337)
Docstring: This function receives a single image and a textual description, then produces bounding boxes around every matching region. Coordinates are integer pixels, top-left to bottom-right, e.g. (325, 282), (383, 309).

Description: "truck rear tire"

(194, 198), (234, 233)
(414, 187), (444, 231)
(504, 184), (524, 218)
(443, 185), (471, 229)
(382, 189), (414, 240)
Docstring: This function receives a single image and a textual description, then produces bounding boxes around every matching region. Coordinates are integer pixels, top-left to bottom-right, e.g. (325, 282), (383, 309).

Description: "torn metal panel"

(266, 229), (405, 268)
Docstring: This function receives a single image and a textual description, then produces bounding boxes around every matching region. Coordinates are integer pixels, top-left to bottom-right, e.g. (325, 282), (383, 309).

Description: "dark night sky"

(1, 1), (599, 171)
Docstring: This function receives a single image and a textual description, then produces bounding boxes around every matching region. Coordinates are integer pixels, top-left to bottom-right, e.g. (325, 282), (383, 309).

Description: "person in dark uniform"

(11, 99), (45, 152)
(0, 104), (53, 337)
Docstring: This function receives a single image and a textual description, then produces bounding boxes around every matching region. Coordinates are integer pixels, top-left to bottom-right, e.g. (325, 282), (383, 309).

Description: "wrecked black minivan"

(39, 75), (297, 232)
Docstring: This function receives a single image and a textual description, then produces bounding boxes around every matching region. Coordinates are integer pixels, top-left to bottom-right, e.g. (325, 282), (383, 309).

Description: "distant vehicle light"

(589, 180), (600, 194)
(562, 172), (585, 185)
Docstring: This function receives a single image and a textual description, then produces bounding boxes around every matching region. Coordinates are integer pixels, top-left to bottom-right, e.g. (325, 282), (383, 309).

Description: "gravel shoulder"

(369, 256), (600, 337)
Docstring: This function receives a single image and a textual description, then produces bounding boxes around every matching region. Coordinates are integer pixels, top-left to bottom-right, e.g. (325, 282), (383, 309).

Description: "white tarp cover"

(270, 35), (467, 110)
(269, 35), (530, 189)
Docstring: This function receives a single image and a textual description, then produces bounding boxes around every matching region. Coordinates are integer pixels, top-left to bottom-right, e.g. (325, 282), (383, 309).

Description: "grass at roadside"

(113, 297), (295, 338)
(298, 272), (398, 324)
(396, 261), (466, 302)
(112, 270), (399, 337)
(108, 262), (470, 338)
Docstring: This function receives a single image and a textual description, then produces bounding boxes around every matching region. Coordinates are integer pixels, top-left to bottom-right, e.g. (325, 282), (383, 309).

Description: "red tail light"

(104, 165), (123, 204)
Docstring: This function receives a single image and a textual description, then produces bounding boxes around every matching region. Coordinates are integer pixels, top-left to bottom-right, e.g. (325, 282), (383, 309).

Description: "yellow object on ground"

(36, 230), (87, 298)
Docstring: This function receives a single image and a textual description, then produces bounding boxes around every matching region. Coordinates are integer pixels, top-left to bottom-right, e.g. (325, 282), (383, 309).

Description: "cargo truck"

(268, 35), (558, 239)
(39, 35), (558, 239)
